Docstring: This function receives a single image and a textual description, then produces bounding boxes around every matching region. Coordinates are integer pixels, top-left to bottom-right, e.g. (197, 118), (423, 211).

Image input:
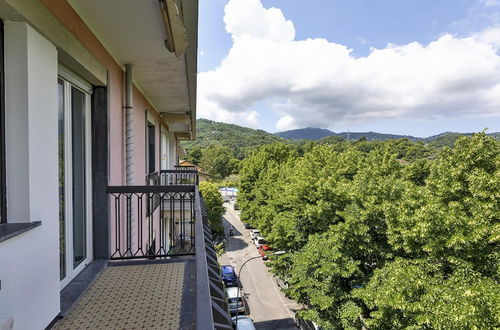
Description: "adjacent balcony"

(54, 170), (232, 330)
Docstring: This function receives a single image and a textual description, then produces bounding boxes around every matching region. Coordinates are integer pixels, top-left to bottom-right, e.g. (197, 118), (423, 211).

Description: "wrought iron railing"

(107, 171), (232, 329)
(147, 169), (199, 186)
(175, 165), (197, 170)
(161, 169), (199, 185)
(107, 185), (196, 260)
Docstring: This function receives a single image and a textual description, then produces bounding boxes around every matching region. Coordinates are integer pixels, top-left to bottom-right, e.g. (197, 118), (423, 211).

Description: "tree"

(199, 181), (225, 235)
(201, 146), (239, 179)
(186, 146), (203, 165)
(238, 132), (499, 328)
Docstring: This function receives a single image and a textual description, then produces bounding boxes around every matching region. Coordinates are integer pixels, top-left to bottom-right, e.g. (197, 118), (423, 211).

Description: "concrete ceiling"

(68, 0), (193, 116)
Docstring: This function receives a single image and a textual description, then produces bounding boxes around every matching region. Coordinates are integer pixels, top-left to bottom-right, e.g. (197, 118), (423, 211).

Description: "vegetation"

(182, 118), (284, 159)
(199, 181), (225, 235)
(183, 119), (498, 184)
(238, 133), (499, 329)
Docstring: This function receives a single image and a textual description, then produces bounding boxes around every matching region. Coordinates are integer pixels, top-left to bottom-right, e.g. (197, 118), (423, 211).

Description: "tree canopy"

(237, 133), (500, 329)
(199, 181), (225, 235)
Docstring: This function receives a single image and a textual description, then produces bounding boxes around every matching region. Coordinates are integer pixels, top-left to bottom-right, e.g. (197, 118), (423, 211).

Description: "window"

(146, 121), (156, 174)
(0, 20), (5, 224)
(58, 68), (93, 287)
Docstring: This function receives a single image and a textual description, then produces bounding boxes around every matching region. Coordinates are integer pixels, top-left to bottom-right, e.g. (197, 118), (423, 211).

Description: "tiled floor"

(53, 259), (196, 330)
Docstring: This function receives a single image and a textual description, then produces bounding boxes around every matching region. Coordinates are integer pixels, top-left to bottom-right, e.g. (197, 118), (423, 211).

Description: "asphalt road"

(218, 202), (301, 330)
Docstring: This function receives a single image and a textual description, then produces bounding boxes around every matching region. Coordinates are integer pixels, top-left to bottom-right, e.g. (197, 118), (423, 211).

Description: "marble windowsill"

(0, 221), (41, 243)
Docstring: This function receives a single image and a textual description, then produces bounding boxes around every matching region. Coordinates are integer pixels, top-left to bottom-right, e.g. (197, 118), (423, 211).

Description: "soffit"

(68, 0), (191, 115)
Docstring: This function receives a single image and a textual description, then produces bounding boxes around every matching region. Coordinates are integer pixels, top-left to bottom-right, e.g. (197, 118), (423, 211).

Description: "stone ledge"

(0, 221), (41, 243)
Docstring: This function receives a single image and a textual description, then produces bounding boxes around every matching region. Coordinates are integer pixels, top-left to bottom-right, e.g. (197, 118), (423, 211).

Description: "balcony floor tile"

(53, 259), (196, 330)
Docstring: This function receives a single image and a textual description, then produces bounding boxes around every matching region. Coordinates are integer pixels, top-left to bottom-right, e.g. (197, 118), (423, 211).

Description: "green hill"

(184, 119), (499, 158)
(182, 119), (285, 158)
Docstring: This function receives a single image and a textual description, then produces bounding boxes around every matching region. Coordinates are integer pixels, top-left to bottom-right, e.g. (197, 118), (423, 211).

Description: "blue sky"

(197, 0), (500, 136)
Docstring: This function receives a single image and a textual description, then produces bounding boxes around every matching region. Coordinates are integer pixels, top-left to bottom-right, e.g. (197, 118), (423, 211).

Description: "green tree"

(201, 146), (239, 179)
(199, 181), (225, 235)
(238, 132), (499, 329)
(186, 146), (203, 165)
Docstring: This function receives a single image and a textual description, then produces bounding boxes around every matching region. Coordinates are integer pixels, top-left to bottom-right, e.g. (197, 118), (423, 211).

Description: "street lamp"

(234, 251), (286, 329)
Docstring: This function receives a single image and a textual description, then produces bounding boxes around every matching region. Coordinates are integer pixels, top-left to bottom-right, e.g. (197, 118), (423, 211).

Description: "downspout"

(125, 64), (134, 185)
(124, 64), (134, 254)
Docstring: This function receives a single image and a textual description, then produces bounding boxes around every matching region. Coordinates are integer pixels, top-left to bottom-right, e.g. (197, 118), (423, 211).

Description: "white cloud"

(276, 115), (298, 131)
(197, 0), (500, 130)
(480, 0), (500, 7)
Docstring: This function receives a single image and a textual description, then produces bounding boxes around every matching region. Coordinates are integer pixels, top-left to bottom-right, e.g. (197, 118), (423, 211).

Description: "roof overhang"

(68, 0), (198, 138)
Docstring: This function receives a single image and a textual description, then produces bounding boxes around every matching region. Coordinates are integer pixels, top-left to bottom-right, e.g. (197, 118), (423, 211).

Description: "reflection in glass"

(72, 87), (86, 268)
(58, 80), (66, 280)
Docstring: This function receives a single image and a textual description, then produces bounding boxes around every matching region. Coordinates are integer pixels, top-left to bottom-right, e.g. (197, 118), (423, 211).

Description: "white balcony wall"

(168, 132), (177, 168)
(161, 128), (169, 171)
(0, 22), (60, 329)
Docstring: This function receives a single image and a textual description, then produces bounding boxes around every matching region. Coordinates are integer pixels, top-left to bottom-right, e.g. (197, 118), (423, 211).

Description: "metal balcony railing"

(147, 169), (199, 186)
(106, 170), (232, 329)
(107, 185), (196, 260)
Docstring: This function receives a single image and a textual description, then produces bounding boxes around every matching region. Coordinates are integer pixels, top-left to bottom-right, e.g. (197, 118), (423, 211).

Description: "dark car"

(221, 265), (238, 287)
(243, 222), (253, 229)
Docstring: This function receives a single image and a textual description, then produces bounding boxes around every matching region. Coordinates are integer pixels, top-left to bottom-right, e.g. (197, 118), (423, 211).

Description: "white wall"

(0, 22), (60, 330)
(168, 132), (177, 169)
(161, 128), (169, 170)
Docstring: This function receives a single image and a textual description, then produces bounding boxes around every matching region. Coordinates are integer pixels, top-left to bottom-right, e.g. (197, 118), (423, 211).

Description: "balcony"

(54, 170), (232, 330)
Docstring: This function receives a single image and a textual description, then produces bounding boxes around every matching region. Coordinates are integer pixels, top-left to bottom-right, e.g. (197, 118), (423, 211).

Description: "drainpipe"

(124, 64), (134, 254)
(125, 64), (134, 185)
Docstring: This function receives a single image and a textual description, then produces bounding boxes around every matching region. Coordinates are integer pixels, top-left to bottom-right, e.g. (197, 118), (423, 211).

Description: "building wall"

(40, 0), (170, 185)
(0, 22), (60, 330)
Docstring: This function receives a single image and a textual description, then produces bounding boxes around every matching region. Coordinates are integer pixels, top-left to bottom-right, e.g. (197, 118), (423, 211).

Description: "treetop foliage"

(237, 132), (499, 329)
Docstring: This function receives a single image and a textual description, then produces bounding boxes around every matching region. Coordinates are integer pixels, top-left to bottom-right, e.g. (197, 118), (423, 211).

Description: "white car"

(225, 287), (247, 315)
(250, 229), (261, 239)
(232, 316), (256, 330)
(254, 236), (267, 248)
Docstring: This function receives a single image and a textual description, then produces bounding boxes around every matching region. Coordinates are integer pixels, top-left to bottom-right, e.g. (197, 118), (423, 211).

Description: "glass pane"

(58, 80), (66, 280)
(71, 87), (86, 268)
(148, 124), (155, 173)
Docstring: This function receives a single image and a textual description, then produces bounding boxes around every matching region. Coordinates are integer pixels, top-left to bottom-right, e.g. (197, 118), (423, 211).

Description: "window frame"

(0, 20), (6, 224)
(145, 111), (157, 175)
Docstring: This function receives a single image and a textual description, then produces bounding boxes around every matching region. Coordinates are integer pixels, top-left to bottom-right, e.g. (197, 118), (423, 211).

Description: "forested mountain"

(186, 119), (498, 150)
(275, 127), (335, 140)
(277, 127), (499, 142)
(276, 127), (419, 141)
(181, 119), (284, 158)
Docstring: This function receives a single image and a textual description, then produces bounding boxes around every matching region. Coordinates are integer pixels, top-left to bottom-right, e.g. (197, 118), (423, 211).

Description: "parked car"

(275, 276), (289, 290)
(295, 314), (323, 330)
(232, 316), (256, 330)
(243, 222), (253, 229)
(254, 236), (267, 248)
(234, 202), (240, 210)
(225, 287), (247, 315)
(221, 265), (238, 287)
(250, 229), (261, 239)
(257, 244), (272, 260)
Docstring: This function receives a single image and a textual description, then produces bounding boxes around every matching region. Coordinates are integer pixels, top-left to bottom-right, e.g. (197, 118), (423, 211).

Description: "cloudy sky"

(197, 0), (500, 137)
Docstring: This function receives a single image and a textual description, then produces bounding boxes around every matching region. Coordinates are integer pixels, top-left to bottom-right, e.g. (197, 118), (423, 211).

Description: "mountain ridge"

(182, 119), (499, 156)
(275, 127), (499, 142)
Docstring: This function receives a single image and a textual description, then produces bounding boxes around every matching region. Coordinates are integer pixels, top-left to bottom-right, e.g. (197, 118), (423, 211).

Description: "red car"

(258, 245), (272, 260)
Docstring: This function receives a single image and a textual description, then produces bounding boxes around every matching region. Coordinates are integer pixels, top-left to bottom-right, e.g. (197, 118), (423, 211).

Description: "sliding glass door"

(58, 69), (92, 288)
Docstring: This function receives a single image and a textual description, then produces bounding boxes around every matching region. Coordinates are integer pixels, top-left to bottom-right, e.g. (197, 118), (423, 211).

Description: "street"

(218, 202), (301, 330)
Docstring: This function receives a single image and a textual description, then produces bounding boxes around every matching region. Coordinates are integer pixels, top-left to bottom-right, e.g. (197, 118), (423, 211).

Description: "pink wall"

(41, 0), (167, 185)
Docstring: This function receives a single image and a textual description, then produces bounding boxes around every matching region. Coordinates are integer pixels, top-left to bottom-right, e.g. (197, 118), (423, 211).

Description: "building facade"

(0, 1), (230, 329)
